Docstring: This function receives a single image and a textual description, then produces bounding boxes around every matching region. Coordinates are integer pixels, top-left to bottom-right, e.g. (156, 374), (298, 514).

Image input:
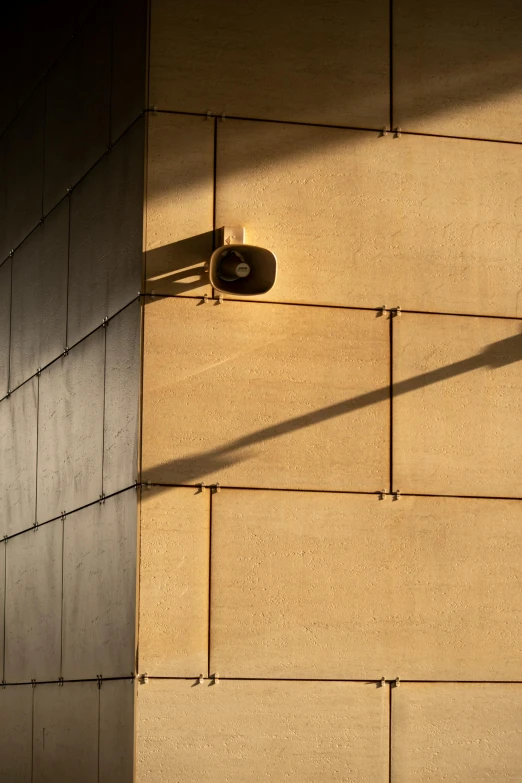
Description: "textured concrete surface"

(10, 199), (68, 389)
(103, 301), (141, 495)
(0, 260), (10, 396)
(392, 683), (522, 782)
(37, 328), (104, 523)
(216, 121), (522, 316)
(0, 377), (37, 538)
(394, 313), (522, 497)
(136, 679), (390, 782)
(33, 682), (99, 783)
(0, 685), (33, 781)
(145, 113), (214, 297)
(149, 0), (389, 127)
(5, 519), (62, 682)
(139, 486), (209, 676)
(99, 679), (136, 783)
(68, 119), (143, 346)
(142, 297), (389, 490)
(4, 1), (522, 780)
(62, 491), (137, 679)
(0, 5), (143, 782)
(0, 542), (4, 680)
(394, 0), (522, 141)
(211, 490), (522, 680)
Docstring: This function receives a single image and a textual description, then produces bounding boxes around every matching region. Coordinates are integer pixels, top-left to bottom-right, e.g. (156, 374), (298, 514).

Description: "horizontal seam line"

(5, 676), (522, 686)
(138, 484), (522, 501)
(1, 295), (140, 400)
(143, 294), (522, 321)
(146, 108), (522, 145)
(141, 483), (381, 495)
(1, 676), (135, 687)
(133, 676), (522, 685)
(1, 483), (138, 543)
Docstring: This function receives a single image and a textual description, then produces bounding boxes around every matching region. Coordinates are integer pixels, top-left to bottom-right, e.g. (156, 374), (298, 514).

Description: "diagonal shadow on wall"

(143, 328), (522, 487)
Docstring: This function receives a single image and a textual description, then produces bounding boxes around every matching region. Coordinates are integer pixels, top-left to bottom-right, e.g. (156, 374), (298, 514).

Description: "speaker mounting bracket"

(222, 226), (245, 246)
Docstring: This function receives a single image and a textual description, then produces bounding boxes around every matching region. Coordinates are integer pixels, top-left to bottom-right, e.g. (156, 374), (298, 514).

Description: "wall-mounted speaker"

(209, 228), (277, 296)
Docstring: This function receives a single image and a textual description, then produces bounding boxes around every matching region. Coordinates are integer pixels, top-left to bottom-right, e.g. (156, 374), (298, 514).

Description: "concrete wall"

(136, 0), (522, 781)
(0, 1), (146, 779)
(3, 0), (522, 779)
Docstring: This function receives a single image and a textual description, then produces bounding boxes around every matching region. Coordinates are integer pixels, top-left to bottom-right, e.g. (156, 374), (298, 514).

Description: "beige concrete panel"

(145, 113), (214, 297)
(217, 122), (522, 316)
(149, 0), (389, 127)
(394, 0), (522, 142)
(10, 200), (68, 389)
(139, 487), (210, 676)
(103, 300), (141, 494)
(0, 259), (11, 398)
(136, 679), (389, 782)
(1, 88), (44, 261)
(394, 314), (522, 497)
(62, 490), (137, 680)
(68, 120), (144, 346)
(33, 681), (98, 783)
(212, 491), (522, 680)
(142, 298), (389, 490)
(0, 378), (38, 538)
(392, 683), (522, 782)
(99, 679), (135, 783)
(111, 0), (147, 142)
(5, 522), (62, 682)
(43, 8), (111, 212)
(37, 329), (104, 523)
(0, 685), (33, 782)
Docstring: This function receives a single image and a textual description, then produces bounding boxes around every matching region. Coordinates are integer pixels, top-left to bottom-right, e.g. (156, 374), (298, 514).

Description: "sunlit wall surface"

(138, 0), (522, 781)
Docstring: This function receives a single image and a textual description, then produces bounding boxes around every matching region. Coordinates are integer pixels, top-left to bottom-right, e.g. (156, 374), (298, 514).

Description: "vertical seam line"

(34, 374), (40, 526)
(64, 194), (71, 350)
(389, 313), (394, 493)
(135, 485), (142, 675)
(389, 0), (394, 130)
(211, 117), (218, 298)
(212, 117), (218, 243)
(31, 684), (35, 782)
(108, 4), (114, 145)
(388, 683), (393, 783)
(7, 255), (13, 393)
(146, 0), (152, 110)
(59, 514), (65, 678)
(137, 294), (145, 488)
(101, 325), (108, 496)
(41, 79), (47, 218)
(97, 683), (101, 782)
(2, 540), (6, 683)
(207, 489), (213, 678)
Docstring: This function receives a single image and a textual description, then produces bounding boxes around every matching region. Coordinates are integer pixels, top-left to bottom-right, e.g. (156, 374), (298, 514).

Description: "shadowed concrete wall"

(136, 0), (522, 781)
(0, 1), (146, 779)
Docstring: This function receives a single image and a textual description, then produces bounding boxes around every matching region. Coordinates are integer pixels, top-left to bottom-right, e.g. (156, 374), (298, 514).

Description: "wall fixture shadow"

(145, 231), (214, 295)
